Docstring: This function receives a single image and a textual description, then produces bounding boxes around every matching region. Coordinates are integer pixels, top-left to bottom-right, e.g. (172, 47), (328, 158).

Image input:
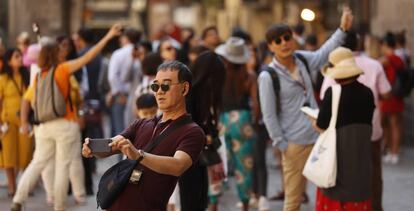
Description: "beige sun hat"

(215, 37), (250, 64)
(322, 47), (363, 79)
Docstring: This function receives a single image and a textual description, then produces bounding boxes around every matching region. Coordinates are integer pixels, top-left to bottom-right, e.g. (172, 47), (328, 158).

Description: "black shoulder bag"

(96, 116), (193, 209)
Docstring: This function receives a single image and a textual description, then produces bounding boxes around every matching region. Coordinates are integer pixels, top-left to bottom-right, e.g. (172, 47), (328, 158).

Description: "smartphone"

(89, 138), (112, 153)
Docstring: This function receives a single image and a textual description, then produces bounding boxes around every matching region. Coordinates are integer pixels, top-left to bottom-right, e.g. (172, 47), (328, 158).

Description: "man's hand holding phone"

(82, 137), (113, 158)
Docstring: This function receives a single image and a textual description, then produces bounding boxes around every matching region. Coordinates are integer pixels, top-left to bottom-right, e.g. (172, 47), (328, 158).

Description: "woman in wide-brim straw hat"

(312, 47), (376, 211)
(215, 37), (260, 211)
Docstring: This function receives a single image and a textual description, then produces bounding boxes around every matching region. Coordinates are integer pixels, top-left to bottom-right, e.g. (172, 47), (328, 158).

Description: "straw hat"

(322, 47), (363, 79)
(215, 37), (250, 64)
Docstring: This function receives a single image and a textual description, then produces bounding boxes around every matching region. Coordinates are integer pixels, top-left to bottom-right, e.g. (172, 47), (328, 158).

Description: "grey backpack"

(32, 67), (72, 123)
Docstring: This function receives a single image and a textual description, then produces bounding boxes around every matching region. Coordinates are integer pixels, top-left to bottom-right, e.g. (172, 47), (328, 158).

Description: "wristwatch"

(137, 149), (145, 162)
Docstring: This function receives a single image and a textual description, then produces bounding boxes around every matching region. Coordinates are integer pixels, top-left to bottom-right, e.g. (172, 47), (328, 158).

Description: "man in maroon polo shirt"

(82, 61), (205, 211)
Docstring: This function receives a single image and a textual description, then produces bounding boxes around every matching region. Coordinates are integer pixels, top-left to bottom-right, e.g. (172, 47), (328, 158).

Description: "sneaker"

(390, 154), (399, 165)
(250, 197), (258, 208)
(383, 154), (392, 164)
(235, 201), (243, 208)
(10, 203), (22, 211)
(258, 196), (270, 211)
(75, 196), (87, 205)
(46, 197), (54, 207)
(236, 198), (258, 209)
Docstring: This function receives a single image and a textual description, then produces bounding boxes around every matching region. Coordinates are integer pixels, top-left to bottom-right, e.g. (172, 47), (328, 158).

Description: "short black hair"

(232, 27), (252, 44)
(142, 52), (163, 76)
(157, 60), (193, 89)
(305, 34), (318, 47)
(123, 28), (142, 43)
(136, 93), (157, 109)
(265, 24), (292, 44)
(293, 23), (305, 35)
(395, 30), (406, 46)
(139, 40), (153, 52)
(342, 30), (359, 51)
(201, 26), (218, 40)
(77, 28), (95, 44)
(382, 32), (396, 48)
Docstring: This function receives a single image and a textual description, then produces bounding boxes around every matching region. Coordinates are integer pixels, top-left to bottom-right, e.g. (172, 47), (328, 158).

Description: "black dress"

(316, 81), (375, 201)
(178, 94), (210, 211)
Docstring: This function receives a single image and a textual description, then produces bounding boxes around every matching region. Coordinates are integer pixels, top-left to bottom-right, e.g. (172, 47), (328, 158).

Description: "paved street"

(0, 146), (413, 211)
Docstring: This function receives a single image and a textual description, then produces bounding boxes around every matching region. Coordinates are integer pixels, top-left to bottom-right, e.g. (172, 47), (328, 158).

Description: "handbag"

(96, 116), (193, 209)
(199, 136), (222, 166)
(302, 84), (341, 188)
(82, 99), (102, 125)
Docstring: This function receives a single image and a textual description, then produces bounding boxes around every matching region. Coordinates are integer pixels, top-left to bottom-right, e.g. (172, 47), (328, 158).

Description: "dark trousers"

(252, 124), (268, 197)
(179, 161), (208, 211)
(371, 140), (383, 211)
(81, 123), (103, 194)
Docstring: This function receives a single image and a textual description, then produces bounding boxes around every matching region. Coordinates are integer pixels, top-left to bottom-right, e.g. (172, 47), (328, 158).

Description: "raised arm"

(296, 7), (353, 71)
(66, 24), (122, 74)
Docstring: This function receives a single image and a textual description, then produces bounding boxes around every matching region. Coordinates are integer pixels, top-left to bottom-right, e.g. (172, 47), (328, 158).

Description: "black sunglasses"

(150, 82), (181, 93)
(274, 34), (292, 45)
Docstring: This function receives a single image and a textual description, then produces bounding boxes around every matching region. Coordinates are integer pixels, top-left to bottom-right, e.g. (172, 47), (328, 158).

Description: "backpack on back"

(262, 53), (311, 114)
(392, 67), (414, 98)
(32, 67), (71, 123)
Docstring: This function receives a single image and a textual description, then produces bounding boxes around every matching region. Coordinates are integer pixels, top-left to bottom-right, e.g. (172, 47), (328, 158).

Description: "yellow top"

(0, 73), (26, 124)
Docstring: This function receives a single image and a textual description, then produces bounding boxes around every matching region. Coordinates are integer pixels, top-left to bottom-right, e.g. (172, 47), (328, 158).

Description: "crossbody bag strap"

(9, 76), (24, 96)
(328, 85), (341, 129)
(144, 116), (193, 153)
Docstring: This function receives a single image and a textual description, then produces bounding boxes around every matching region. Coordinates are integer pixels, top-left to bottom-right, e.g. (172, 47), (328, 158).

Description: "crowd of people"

(0, 5), (412, 211)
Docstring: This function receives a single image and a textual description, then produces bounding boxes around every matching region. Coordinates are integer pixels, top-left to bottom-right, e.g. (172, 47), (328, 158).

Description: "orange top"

(24, 62), (76, 121)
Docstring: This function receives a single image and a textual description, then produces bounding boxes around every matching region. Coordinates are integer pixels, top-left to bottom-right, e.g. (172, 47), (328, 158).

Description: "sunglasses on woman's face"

(150, 82), (181, 93)
(274, 34), (292, 45)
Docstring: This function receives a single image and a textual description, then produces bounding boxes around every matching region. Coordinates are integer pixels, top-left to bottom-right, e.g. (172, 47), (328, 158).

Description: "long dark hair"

(189, 51), (225, 132)
(1, 48), (30, 87)
(223, 59), (248, 101)
(57, 35), (78, 61)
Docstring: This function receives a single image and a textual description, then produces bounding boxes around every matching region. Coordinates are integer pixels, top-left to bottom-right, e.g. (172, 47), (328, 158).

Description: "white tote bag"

(302, 84), (341, 188)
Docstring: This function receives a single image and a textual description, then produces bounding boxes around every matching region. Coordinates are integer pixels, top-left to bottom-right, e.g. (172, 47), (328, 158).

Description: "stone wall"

(370, 0), (414, 62)
(7, 0), (82, 45)
(370, 0), (414, 145)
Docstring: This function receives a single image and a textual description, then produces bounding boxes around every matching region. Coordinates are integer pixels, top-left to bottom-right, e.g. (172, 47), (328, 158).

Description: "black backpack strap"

(67, 79), (74, 112)
(294, 53), (311, 75)
(144, 116), (193, 153)
(264, 66), (281, 115)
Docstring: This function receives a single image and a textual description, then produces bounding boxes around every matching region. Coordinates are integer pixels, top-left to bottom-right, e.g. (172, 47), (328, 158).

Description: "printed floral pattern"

(219, 109), (256, 203)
